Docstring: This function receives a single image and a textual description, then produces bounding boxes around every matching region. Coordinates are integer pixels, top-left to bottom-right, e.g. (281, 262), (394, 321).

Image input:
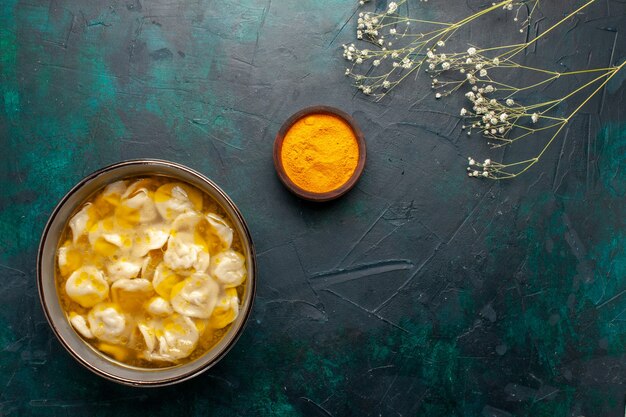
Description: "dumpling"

(69, 204), (96, 243)
(132, 223), (170, 258)
(111, 278), (154, 311)
(152, 263), (184, 299)
(139, 314), (200, 362)
(57, 242), (82, 277)
(170, 273), (219, 319)
(120, 188), (158, 224)
(88, 303), (130, 344)
(209, 288), (239, 329)
(154, 183), (203, 221)
(146, 297), (174, 316)
(69, 312), (93, 339)
(65, 266), (109, 308)
(205, 214), (233, 251)
(88, 218), (131, 258)
(106, 259), (142, 282)
(209, 250), (246, 288)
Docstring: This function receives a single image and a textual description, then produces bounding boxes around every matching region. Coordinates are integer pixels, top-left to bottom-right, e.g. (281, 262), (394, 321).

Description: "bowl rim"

(37, 159), (257, 387)
(273, 105), (367, 202)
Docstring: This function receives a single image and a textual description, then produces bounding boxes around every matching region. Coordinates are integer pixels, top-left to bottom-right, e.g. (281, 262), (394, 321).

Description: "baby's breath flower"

(373, 59), (381, 66)
(467, 47), (477, 56)
(506, 98), (515, 106)
(442, 62), (450, 70)
(387, 2), (398, 14)
(531, 113), (539, 123)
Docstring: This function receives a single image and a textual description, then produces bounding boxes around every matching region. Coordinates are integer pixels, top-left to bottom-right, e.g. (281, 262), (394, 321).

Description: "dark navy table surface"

(1, 0), (625, 416)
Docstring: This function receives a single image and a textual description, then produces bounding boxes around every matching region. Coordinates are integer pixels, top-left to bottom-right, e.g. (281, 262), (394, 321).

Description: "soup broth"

(55, 176), (246, 368)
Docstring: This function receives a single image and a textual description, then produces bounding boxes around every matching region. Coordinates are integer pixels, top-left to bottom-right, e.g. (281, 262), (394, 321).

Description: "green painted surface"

(1, 0), (625, 416)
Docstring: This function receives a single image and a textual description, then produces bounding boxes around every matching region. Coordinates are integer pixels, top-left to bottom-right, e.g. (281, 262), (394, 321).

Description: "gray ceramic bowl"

(37, 159), (256, 387)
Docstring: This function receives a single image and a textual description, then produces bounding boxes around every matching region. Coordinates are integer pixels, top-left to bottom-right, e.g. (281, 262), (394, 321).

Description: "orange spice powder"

(280, 113), (359, 194)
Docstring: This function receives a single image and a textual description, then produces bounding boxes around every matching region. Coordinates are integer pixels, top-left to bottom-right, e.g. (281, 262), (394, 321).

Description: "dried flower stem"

(345, 0), (623, 180)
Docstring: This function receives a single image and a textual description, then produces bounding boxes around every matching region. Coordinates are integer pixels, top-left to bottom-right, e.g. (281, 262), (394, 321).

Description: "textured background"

(1, 0), (625, 416)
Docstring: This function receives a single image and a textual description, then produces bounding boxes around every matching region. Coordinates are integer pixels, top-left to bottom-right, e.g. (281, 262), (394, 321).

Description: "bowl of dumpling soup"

(37, 160), (256, 386)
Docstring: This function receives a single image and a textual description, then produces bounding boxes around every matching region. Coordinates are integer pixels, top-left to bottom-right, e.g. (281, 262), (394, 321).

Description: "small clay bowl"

(273, 106), (366, 202)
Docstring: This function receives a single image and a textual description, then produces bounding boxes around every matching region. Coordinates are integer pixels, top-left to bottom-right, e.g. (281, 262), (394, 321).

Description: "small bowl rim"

(273, 105), (367, 202)
(37, 159), (257, 387)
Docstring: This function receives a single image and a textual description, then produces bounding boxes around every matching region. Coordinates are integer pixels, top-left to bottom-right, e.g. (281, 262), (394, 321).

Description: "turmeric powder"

(280, 113), (359, 194)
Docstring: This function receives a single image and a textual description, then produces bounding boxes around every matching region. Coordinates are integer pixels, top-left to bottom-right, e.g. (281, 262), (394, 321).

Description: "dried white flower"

(467, 47), (477, 56)
(531, 113), (539, 123)
(387, 2), (398, 14)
